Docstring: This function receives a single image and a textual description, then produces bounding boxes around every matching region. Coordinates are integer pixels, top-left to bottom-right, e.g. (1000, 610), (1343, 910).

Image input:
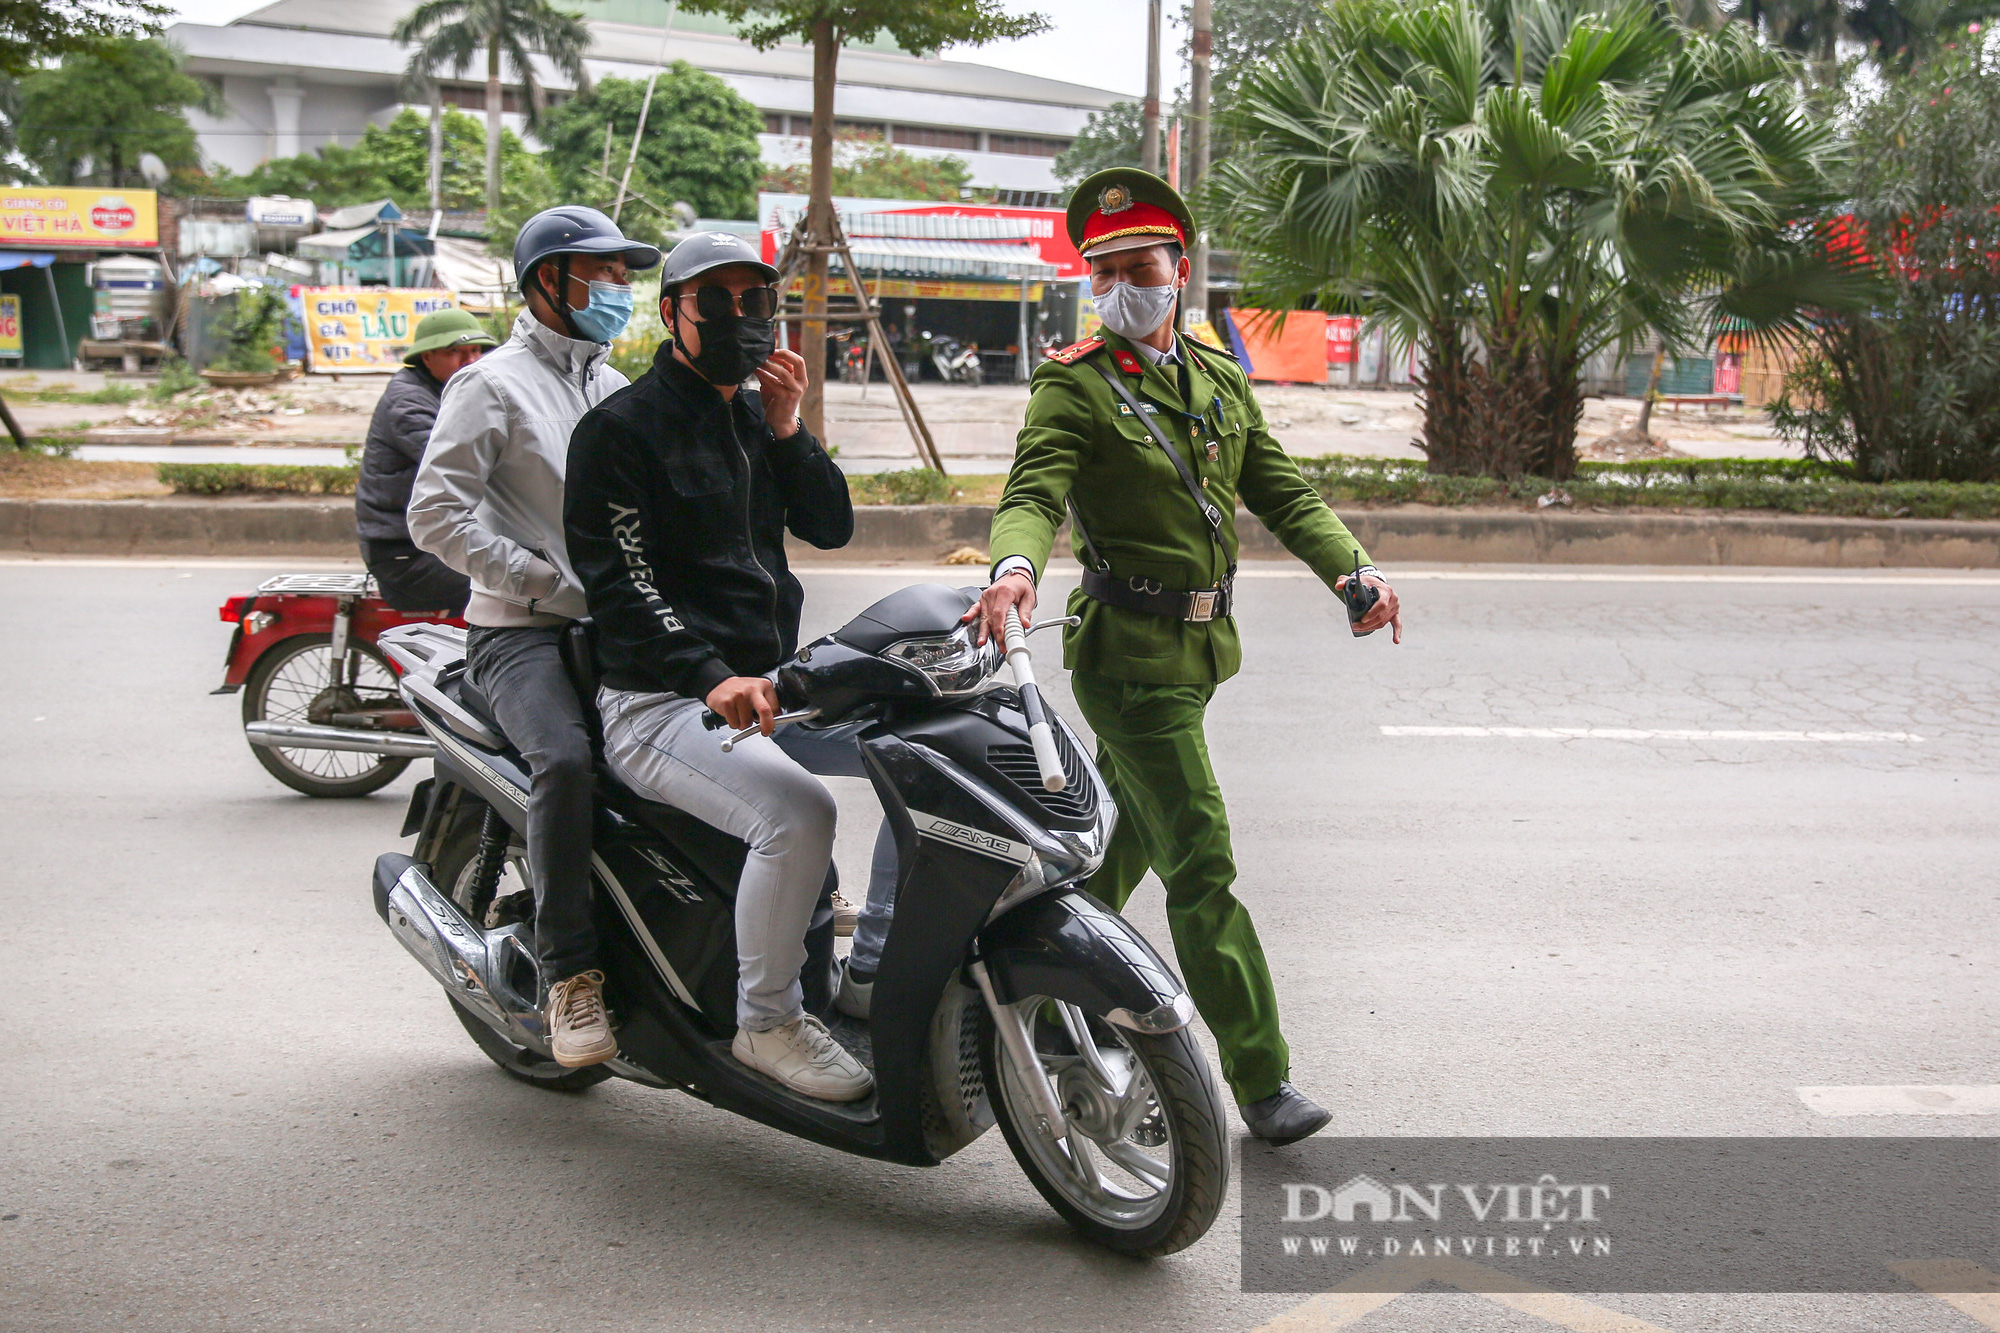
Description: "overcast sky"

(160, 0), (1184, 100)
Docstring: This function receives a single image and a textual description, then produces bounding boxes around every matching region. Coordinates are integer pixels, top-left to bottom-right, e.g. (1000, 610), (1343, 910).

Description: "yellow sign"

(0, 295), (20, 358)
(828, 277), (1044, 304)
(0, 188), (158, 248)
(301, 287), (461, 372)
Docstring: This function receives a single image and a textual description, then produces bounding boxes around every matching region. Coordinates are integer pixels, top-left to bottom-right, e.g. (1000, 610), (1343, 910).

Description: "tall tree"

(14, 37), (217, 186)
(393, 0), (594, 217)
(1214, 0), (1863, 479)
(676, 1), (1048, 439)
(761, 128), (975, 200)
(1054, 101), (1147, 187)
(538, 66), (765, 226)
(1773, 39), (2000, 480)
(0, 0), (169, 78)
(213, 106), (547, 214)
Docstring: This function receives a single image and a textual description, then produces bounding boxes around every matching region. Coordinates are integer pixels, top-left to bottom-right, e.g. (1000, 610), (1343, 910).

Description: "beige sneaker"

(732, 1015), (874, 1101)
(830, 890), (859, 938)
(545, 970), (617, 1068)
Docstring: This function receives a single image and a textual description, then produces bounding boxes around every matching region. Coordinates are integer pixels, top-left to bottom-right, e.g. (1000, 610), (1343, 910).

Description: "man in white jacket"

(409, 206), (661, 1068)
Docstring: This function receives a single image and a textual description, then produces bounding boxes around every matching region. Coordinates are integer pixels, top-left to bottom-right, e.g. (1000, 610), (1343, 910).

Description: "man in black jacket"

(565, 232), (871, 1102)
(354, 309), (494, 612)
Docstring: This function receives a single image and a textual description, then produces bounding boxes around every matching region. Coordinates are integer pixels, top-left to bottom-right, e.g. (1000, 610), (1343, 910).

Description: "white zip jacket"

(409, 310), (629, 627)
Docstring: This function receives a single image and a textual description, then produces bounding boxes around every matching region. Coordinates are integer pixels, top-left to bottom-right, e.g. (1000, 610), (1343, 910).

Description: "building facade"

(168, 0), (1124, 204)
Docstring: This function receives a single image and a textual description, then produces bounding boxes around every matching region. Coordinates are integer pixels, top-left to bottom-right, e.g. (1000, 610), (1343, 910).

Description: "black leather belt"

(1081, 568), (1233, 623)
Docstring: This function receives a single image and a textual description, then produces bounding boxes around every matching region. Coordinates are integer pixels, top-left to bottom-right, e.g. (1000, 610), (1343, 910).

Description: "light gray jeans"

(598, 687), (836, 1032)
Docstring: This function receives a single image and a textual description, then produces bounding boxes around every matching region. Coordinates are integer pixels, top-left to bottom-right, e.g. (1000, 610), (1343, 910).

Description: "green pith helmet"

(1065, 168), (1196, 259)
(403, 308), (498, 365)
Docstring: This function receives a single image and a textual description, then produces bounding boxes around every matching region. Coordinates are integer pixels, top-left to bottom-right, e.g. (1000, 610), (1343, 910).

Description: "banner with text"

(301, 287), (461, 372)
(0, 188), (158, 249)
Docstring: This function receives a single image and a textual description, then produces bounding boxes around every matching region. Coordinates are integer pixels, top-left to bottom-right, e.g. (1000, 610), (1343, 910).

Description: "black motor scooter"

(370, 584), (1228, 1257)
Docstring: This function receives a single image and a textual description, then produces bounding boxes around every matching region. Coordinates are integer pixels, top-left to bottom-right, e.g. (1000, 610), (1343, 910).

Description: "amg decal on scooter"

(907, 811), (1033, 865)
(635, 846), (703, 904)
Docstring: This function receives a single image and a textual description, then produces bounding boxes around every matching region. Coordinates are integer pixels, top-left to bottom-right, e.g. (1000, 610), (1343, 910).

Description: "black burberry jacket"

(563, 343), (853, 700)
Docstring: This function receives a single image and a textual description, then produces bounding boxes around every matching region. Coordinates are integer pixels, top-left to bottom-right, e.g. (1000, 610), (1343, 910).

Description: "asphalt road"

(3, 557), (1997, 1333)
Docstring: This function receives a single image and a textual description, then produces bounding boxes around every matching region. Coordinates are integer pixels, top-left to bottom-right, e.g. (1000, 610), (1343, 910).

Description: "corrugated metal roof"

(844, 236), (1055, 281)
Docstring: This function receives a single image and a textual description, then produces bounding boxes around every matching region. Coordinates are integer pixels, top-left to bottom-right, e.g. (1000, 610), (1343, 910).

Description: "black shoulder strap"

(1087, 357), (1235, 581)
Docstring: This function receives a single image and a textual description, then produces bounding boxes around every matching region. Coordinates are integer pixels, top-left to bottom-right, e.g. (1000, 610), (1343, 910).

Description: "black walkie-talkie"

(1342, 550), (1379, 638)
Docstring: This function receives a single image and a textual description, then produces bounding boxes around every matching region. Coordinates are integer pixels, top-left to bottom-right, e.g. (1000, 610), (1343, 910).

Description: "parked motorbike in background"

(929, 334), (983, 386)
(214, 573), (462, 797)
(370, 583), (1229, 1257)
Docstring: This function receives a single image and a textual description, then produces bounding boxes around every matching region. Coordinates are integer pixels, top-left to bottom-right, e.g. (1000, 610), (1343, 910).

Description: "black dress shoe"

(1239, 1081), (1333, 1145)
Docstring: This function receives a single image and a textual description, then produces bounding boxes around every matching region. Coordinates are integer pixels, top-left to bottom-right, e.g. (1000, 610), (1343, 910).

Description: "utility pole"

(1140, 0), (1162, 175)
(1185, 0), (1211, 331)
(613, 1), (676, 224)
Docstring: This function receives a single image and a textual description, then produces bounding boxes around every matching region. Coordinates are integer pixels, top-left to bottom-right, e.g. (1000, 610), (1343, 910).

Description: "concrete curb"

(2, 497), (1997, 568)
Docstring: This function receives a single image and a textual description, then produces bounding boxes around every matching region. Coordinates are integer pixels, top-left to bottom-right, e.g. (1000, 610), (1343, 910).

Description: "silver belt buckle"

(1186, 589), (1219, 622)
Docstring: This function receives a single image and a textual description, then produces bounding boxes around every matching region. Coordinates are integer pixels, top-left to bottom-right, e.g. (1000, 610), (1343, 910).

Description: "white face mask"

(1092, 278), (1180, 340)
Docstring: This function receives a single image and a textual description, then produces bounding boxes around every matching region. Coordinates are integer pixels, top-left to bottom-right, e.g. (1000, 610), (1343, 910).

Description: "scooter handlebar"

(1003, 606), (1067, 793)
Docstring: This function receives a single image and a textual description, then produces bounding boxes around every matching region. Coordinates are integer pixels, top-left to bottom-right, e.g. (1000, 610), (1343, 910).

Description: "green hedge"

(847, 467), (951, 505)
(158, 463), (359, 495)
(1292, 456), (2000, 520)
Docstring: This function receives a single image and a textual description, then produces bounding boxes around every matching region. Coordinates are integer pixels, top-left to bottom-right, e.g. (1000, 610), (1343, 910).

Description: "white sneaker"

(545, 969), (617, 1068)
(732, 1014), (874, 1102)
(830, 890), (859, 938)
(834, 959), (873, 1020)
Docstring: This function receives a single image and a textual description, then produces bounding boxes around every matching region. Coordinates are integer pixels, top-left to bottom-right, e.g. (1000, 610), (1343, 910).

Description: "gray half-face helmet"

(658, 231), (779, 294)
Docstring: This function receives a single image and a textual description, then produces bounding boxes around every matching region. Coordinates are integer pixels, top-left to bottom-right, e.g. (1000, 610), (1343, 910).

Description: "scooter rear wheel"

(447, 995), (614, 1092)
(983, 996), (1228, 1257)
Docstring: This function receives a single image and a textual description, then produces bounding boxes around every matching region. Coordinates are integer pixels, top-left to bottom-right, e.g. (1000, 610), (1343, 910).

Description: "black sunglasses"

(684, 284), (780, 321)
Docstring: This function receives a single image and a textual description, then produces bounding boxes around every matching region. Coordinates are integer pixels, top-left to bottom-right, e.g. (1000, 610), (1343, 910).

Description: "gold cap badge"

(1098, 183), (1133, 214)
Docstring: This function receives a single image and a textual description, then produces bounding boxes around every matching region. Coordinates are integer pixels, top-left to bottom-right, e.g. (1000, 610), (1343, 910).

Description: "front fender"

(977, 890), (1193, 1034)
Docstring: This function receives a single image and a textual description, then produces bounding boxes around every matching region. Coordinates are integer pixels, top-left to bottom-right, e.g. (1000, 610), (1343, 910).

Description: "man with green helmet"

(964, 168), (1403, 1146)
(353, 307), (496, 612)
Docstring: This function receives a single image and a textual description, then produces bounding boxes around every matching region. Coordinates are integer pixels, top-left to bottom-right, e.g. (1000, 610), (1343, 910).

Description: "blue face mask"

(568, 280), (633, 343)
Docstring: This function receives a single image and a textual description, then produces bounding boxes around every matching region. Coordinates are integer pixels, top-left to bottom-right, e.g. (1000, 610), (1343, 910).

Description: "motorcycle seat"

(435, 666), (508, 748)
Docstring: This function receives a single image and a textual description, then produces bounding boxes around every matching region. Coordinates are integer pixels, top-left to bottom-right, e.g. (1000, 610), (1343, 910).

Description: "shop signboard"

(0, 295), (21, 359)
(0, 188), (158, 248)
(300, 286), (460, 372)
(1327, 315), (1361, 364)
(827, 276), (1044, 303)
(247, 196), (316, 229)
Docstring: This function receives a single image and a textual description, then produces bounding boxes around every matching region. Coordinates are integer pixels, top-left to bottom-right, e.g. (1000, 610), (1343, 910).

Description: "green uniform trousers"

(1071, 669), (1289, 1105)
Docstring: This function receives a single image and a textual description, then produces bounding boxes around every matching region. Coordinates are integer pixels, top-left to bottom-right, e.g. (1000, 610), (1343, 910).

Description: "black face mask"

(675, 285), (778, 386)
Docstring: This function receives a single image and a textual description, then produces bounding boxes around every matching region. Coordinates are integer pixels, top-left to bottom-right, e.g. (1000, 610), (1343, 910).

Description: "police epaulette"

(1045, 336), (1104, 365)
(1183, 336), (1243, 372)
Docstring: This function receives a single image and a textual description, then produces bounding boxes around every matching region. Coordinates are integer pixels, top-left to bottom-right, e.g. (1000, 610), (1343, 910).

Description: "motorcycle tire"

(242, 633), (411, 798)
(446, 996), (614, 1092)
(427, 800), (612, 1092)
(983, 996), (1228, 1258)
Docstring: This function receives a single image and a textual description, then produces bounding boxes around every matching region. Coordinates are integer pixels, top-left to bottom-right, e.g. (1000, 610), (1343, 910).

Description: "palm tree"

(1210, 0), (1863, 478)
(394, 0), (593, 218)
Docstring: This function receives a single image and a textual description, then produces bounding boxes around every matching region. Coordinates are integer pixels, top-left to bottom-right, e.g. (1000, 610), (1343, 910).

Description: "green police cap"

(403, 308), (499, 365)
(1067, 168), (1196, 259)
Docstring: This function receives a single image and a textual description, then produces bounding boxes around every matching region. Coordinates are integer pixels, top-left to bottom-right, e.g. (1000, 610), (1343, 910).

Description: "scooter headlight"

(882, 626), (1001, 697)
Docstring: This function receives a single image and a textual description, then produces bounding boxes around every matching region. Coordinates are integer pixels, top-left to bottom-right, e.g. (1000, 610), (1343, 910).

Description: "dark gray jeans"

(465, 625), (596, 986)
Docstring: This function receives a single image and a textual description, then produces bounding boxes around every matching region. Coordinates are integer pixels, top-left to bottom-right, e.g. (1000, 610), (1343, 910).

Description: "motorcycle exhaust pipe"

(247, 720), (436, 758)
(372, 853), (513, 1035)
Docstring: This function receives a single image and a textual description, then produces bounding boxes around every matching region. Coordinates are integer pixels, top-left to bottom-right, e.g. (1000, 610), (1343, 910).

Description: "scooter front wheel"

(983, 996), (1228, 1257)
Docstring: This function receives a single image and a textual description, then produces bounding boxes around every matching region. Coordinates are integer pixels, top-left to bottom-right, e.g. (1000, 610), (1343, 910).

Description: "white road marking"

(1382, 726), (1924, 743)
(1888, 1261), (2000, 1331)
(1799, 1085), (2000, 1115)
(1250, 1258), (1674, 1333)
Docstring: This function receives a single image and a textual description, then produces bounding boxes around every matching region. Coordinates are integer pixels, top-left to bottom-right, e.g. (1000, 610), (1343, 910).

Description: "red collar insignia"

(1045, 336), (1104, 365)
(1111, 349), (1144, 375)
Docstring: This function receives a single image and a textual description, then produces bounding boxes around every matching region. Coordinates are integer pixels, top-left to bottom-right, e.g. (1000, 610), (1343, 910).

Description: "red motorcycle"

(215, 573), (464, 797)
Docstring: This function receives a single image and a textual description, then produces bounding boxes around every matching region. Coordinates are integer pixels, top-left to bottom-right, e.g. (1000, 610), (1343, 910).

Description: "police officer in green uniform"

(965, 168), (1402, 1145)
